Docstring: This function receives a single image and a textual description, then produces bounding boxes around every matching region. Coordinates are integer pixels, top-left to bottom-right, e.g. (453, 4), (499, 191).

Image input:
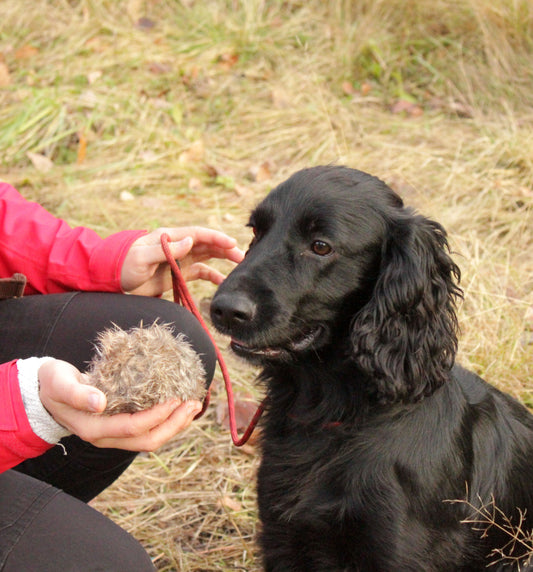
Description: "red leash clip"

(160, 233), (264, 447)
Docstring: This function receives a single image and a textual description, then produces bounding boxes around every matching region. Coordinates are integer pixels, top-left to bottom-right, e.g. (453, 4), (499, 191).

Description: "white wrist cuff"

(17, 357), (72, 444)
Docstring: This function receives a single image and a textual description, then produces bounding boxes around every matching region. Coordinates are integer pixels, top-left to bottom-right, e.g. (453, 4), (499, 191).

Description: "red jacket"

(0, 182), (145, 471)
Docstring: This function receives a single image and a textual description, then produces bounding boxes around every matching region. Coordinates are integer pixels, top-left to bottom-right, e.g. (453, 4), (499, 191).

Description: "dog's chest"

(258, 424), (370, 522)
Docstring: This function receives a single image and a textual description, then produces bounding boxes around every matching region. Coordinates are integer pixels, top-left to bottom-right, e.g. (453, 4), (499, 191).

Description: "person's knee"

(3, 489), (155, 572)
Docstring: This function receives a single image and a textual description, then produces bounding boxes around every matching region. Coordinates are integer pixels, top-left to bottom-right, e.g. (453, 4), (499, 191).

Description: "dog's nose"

(210, 293), (257, 331)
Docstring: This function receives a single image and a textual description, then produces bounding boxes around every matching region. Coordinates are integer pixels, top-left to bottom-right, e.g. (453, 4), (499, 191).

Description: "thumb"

(80, 382), (107, 413)
(40, 360), (107, 414)
(59, 373), (107, 413)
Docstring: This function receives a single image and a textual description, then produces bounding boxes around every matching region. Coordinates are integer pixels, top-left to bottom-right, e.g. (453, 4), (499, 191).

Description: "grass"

(1, 0), (532, 569)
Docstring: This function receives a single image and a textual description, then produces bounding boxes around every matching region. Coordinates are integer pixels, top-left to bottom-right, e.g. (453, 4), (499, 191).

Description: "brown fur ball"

(84, 322), (207, 415)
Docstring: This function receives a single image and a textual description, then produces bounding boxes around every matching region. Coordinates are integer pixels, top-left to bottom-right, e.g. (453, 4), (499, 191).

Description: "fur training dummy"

(84, 322), (207, 414)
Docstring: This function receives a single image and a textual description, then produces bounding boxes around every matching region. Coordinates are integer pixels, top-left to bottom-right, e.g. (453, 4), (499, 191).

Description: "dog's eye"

(311, 240), (333, 256)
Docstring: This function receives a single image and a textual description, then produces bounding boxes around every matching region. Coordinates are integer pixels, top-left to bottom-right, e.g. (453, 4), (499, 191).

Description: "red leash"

(160, 233), (264, 447)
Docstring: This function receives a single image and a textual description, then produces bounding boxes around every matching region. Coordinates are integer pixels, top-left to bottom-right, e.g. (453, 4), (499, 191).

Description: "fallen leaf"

(271, 88), (290, 109)
(78, 89), (98, 108)
(27, 152), (53, 173)
(181, 66), (199, 88)
(217, 52), (239, 71)
(342, 80), (356, 95)
(15, 45), (39, 60)
(249, 161), (272, 182)
(85, 37), (107, 53)
(178, 140), (204, 164)
(520, 333), (533, 347)
(148, 61), (172, 74)
(216, 398), (261, 432)
(360, 82), (372, 96)
(139, 150), (158, 162)
(0, 62), (11, 87)
(120, 190), (135, 201)
(204, 164), (219, 178)
(76, 132), (87, 165)
(140, 196), (166, 208)
(136, 17), (156, 30)
(447, 100), (474, 118)
(216, 495), (242, 512)
(188, 177), (202, 191)
(427, 97), (474, 118)
(234, 183), (250, 197)
(390, 99), (424, 117)
(127, 0), (143, 21)
(87, 70), (102, 84)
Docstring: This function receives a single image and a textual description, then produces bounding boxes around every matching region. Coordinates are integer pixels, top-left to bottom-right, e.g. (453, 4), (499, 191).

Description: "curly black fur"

(211, 166), (533, 571)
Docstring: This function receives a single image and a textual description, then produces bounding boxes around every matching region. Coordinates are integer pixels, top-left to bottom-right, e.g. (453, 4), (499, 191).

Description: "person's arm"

(0, 183), (145, 295)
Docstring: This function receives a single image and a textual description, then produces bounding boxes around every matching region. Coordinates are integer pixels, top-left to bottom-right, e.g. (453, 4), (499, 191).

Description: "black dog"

(210, 166), (533, 571)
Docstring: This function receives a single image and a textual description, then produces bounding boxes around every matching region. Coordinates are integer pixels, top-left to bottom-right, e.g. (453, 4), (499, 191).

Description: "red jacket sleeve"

(0, 182), (146, 294)
(0, 360), (53, 472)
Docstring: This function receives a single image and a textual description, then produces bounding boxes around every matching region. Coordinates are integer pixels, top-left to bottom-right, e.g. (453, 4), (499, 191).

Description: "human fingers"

(181, 262), (226, 284)
(157, 227), (239, 250)
(92, 400), (202, 451)
(184, 242), (244, 265)
(70, 399), (182, 443)
(125, 234), (241, 271)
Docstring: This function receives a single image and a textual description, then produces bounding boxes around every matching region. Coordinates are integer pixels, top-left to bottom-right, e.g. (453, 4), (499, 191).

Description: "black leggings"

(0, 292), (216, 571)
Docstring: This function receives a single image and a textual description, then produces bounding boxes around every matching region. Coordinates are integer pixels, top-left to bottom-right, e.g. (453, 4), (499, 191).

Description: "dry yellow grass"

(1, 0), (532, 569)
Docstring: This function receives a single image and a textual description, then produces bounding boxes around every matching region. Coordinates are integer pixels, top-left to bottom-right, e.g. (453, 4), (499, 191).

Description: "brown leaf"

(271, 88), (290, 109)
(249, 161), (272, 182)
(234, 183), (250, 197)
(76, 132), (87, 165)
(87, 70), (102, 84)
(0, 62), (11, 87)
(390, 99), (424, 117)
(178, 140), (204, 164)
(148, 61), (172, 74)
(27, 152), (53, 173)
(15, 45), (39, 60)
(204, 164), (219, 178)
(360, 82), (372, 96)
(181, 66), (199, 87)
(217, 52), (239, 71)
(216, 398), (260, 431)
(136, 17), (156, 30)
(120, 191), (135, 201)
(216, 495), (242, 512)
(342, 80), (356, 95)
(188, 177), (202, 191)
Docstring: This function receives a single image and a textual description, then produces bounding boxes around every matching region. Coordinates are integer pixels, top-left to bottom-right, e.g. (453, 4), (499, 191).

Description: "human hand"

(38, 359), (202, 451)
(120, 227), (244, 296)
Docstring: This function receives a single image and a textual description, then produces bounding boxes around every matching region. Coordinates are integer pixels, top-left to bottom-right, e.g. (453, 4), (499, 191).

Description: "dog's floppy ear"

(351, 212), (463, 403)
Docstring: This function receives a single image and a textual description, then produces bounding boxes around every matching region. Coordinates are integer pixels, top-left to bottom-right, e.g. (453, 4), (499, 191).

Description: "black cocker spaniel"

(211, 166), (533, 571)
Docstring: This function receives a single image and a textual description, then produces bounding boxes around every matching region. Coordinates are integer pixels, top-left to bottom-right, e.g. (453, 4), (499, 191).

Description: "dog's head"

(211, 166), (462, 403)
